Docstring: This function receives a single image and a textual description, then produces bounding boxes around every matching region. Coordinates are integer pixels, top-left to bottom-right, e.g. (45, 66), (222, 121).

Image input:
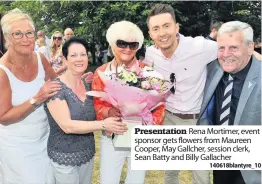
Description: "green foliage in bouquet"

(118, 68), (143, 88)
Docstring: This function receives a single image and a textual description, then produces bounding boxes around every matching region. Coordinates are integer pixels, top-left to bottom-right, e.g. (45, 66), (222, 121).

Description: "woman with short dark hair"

(45, 37), (127, 184)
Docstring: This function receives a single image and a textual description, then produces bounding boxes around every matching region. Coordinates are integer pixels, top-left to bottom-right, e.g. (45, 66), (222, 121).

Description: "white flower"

(117, 65), (124, 73)
(104, 70), (112, 77)
(132, 77), (138, 83)
(141, 81), (151, 89)
(126, 75), (133, 82)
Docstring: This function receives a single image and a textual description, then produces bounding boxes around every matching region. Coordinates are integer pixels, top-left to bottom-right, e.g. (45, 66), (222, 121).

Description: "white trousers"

(50, 158), (94, 184)
(100, 134), (146, 184)
(0, 160), (3, 184)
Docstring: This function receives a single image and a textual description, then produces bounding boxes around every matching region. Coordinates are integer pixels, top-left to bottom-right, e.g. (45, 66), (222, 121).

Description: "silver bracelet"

(101, 120), (106, 131)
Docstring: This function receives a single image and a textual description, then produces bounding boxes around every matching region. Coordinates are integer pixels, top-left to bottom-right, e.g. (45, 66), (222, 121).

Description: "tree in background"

(0, 1), (260, 61)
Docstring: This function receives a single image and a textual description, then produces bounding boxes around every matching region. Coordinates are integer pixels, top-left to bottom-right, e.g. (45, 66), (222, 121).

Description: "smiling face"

(148, 13), (179, 53)
(112, 38), (137, 64)
(5, 19), (35, 55)
(66, 43), (88, 75)
(217, 31), (254, 74)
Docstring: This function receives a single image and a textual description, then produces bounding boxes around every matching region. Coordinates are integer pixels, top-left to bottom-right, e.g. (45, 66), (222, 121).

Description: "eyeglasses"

(170, 73), (176, 94)
(53, 36), (62, 40)
(11, 31), (35, 39)
(116, 40), (139, 50)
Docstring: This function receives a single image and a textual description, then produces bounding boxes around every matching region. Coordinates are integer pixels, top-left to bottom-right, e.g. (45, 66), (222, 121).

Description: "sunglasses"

(116, 40), (139, 50)
(53, 36), (62, 40)
(170, 73), (176, 94)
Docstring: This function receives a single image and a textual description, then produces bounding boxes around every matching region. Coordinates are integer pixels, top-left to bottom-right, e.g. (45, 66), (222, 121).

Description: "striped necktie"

(220, 74), (234, 125)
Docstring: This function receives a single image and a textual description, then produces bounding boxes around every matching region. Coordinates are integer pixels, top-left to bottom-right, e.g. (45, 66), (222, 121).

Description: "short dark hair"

(147, 4), (176, 28)
(62, 37), (89, 59)
(210, 21), (224, 32)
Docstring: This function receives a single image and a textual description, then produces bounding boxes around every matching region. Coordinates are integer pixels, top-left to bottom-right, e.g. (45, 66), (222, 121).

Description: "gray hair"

(218, 21), (253, 45)
(1, 8), (35, 36)
(106, 20), (144, 53)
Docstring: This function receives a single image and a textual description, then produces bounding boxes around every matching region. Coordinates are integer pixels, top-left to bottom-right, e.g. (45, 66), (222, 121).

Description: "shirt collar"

(232, 57), (252, 81)
(223, 57), (252, 81)
(206, 35), (216, 42)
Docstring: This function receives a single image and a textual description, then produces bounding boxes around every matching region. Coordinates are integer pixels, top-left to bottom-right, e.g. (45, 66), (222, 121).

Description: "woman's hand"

(103, 117), (127, 135)
(81, 72), (94, 83)
(34, 80), (61, 105)
(108, 107), (121, 117)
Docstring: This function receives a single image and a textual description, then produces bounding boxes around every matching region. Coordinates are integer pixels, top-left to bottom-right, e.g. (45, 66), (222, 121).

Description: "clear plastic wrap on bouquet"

(87, 70), (171, 125)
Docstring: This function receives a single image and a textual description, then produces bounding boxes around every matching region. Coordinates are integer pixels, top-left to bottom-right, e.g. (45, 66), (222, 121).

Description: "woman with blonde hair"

(50, 31), (67, 75)
(92, 20), (165, 184)
(0, 8), (60, 183)
(37, 37), (50, 61)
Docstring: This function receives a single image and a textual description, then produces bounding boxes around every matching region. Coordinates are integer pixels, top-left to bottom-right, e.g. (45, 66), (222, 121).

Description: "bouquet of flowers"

(88, 63), (171, 123)
(87, 62), (171, 147)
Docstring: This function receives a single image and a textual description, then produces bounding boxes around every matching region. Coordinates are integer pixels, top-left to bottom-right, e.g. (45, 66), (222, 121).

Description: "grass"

(92, 132), (213, 184)
(88, 65), (213, 184)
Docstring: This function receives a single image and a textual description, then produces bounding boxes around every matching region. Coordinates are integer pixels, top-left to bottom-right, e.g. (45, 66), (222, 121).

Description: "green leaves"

(0, 1), (260, 44)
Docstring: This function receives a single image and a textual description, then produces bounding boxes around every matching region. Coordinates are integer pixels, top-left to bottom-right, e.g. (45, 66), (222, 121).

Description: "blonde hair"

(106, 21), (144, 52)
(1, 8), (35, 36)
(50, 31), (63, 57)
(37, 37), (46, 47)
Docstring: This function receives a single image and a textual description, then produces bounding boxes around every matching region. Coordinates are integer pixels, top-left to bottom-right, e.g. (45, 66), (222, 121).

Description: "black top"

(44, 78), (96, 166)
(214, 59), (252, 125)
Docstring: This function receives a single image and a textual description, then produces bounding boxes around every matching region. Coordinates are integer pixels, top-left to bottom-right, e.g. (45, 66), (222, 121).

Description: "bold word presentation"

(131, 126), (262, 170)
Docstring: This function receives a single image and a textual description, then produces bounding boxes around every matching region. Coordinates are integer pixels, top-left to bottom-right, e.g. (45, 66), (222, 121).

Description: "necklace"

(9, 59), (28, 73)
(8, 53), (30, 73)
(112, 58), (134, 77)
(113, 58), (134, 67)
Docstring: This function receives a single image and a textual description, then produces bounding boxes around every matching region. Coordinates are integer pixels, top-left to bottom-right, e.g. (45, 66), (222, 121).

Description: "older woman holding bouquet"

(92, 20), (165, 184)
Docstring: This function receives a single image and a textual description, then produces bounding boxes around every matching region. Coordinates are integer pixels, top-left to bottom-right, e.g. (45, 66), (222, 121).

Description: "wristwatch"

(29, 98), (38, 108)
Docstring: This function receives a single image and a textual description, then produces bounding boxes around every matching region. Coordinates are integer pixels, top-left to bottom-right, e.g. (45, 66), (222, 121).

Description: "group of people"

(34, 27), (75, 75)
(0, 3), (261, 184)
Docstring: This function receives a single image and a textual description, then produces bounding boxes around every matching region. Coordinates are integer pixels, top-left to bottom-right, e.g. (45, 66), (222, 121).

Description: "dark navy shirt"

(214, 58), (252, 125)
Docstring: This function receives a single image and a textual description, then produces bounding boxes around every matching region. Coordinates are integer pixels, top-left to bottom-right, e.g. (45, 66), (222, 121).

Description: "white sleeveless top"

(0, 52), (53, 183)
(0, 51), (48, 138)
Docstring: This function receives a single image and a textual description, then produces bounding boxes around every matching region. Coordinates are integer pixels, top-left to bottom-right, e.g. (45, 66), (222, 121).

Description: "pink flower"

(141, 81), (151, 89)
(151, 84), (161, 93)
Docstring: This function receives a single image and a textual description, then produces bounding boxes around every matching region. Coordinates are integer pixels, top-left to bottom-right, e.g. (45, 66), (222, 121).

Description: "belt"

(166, 110), (199, 119)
